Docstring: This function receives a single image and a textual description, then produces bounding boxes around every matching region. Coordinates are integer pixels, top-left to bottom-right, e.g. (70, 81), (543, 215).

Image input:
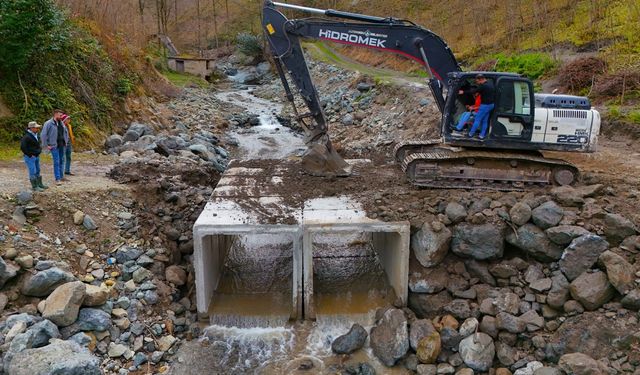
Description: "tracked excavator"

(262, 1), (601, 190)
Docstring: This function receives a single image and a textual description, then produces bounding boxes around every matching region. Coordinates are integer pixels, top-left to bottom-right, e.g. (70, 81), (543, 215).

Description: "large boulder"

(551, 185), (602, 207)
(458, 333), (495, 371)
(531, 201), (564, 229)
(25, 319), (60, 348)
(104, 134), (123, 150)
(569, 271), (615, 310)
(21, 268), (76, 297)
(370, 308), (410, 366)
(82, 285), (108, 307)
(559, 234), (609, 281)
(621, 289), (640, 311)
(60, 308), (112, 337)
(558, 352), (603, 375)
(42, 281), (86, 327)
(603, 213), (637, 245)
(331, 324), (367, 354)
(409, 267), (449, 294)
(451, 223), (505, 260)
(598, 251), (635, 295)
(7, 338), (100, 375)
(506, 224), (562, 261)
(411, 222), (452, 268)
(445, 202), (467, 224)
(0, 256), (18, 288)
(545, 225), (591, 246)
(409, 291), (452, 318)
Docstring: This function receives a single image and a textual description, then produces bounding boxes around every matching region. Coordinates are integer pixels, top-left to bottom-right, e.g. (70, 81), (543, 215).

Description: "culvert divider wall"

(193, 161), (409, 321)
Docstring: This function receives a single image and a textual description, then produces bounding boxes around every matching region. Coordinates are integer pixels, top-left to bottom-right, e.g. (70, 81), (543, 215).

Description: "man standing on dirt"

(60, 113), (75, 176)
(20, 121), (48, 192)
(41, 109), (69, 185)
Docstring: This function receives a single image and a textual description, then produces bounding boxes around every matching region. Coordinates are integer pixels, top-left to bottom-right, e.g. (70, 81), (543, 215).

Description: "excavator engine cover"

(302, 138), (352, 177)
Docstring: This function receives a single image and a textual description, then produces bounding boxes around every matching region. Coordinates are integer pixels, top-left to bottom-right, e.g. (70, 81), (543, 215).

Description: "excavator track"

(395, 142), (579, 191)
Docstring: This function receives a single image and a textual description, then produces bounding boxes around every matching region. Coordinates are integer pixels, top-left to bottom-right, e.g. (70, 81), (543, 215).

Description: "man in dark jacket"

(20, 121), (48, 192)
(459, 74), (495, 139)
(40, 109), (68, 184)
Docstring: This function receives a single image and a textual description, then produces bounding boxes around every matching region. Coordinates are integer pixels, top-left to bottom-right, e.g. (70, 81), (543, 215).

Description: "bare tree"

(197, 0), (202, 55)
(212, 0), (219, 48)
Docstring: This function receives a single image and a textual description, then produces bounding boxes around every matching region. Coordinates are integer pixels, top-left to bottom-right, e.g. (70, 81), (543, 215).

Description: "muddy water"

(215, 89), (305, 159)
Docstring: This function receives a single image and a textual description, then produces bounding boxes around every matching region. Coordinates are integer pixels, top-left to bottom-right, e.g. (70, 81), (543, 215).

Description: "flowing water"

(170, 88), (407, 374)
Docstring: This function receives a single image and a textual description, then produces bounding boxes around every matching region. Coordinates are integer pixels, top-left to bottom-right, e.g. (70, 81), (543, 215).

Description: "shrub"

(116, 77), (134, 96)
(593, 71), (640, 97)
(492, 53), (557, 80)
(236, 32), (263, 61)
(558, 57), (607, 92)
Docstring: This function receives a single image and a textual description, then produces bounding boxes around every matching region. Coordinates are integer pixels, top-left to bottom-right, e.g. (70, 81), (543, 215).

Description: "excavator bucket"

(302, 138), (352, 177)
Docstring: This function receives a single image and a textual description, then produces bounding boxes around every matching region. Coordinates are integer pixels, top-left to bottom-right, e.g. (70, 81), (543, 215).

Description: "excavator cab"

(443, 72), (537, 151)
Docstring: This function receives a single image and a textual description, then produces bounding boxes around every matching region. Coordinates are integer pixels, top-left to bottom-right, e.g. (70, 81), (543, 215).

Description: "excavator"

(262, 1), (601, 190)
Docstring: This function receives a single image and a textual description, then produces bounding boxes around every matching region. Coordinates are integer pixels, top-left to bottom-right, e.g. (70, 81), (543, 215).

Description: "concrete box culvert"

(193, 200), (303, 322)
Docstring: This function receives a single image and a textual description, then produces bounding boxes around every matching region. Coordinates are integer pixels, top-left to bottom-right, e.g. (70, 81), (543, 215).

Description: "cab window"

(497, 81), (531, 116)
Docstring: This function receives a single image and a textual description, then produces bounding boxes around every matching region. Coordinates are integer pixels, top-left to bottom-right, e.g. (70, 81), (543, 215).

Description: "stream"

(170, 85), (406, 374)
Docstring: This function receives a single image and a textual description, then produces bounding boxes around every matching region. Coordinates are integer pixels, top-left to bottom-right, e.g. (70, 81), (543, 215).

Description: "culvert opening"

(305, 228), (409, 320)
(199, 232), (299, 328)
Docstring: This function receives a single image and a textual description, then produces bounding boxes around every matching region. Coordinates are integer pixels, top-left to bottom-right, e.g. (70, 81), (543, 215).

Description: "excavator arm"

(262, 1), (461, 176)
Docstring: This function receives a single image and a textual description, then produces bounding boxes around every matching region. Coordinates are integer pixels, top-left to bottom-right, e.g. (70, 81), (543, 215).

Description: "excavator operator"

(459, 74), (495, 139)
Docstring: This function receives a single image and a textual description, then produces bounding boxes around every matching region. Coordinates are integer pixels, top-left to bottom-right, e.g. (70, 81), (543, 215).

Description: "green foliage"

(116, 77), (134, 96)
(491, 53), (557, 80)
(628, 110), (640, 125)
(236, 33), (263, 61)
(162, 71), (208, 88)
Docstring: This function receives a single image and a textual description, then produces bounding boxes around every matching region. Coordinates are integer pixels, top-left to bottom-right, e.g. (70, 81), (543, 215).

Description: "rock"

(165, 265), (187, 286)
(115, 247), (142, 263)
(446, 202), (467, 223)
(16, 190), (33, 204)
(490, 262), (519, 279)
(411, 222), (452, 267)
(563, 300), (584, 314)
(529, 278), (552, 292)
(82, 285), (109, 306)
(409, 290), (452, 318)
(510, 202), (532, 226)
(15, 255), (33, 269)
(0, 256), (18, 288)
(494, 292), (521, 315)
(108, 342), (129, 358)
(21, 267), (76, 297)
(370, 308), (410, 366)
(27, 319), (60, 348)
(496, 312), (527, 333)
(7, 339), (100, 375)
(342, 113), (355, 126)
(534, 367), (562, 375)
(569, 271), (615, 310)
(73, 211), (85, 225)
(559, 234), (609, 281)
(506, 224), (562, 261)
(496, 341), (516, 366)
(158, 335), (177, 351)
(331, 324), (367, 354)
(82, 215), (97, 230)
(451, 223), (505, 260)
(550, 186), (585, 206)
(63, 308), (112, 335)
(416, 331), (441, 364)
(42, 281), (86, 327)
(531, 201), (564, 229)
(514, 362), (544, 375)
(105, 134), (123, 149)
(418, 364), (438, 375)
(545, 225), (591, 246)
(604, 213), (637, 245)
(12, 207), (26, 225)
(123, 129), (141, 143)
(409, 268), (449, 294)
(410, 319), (437, 351)
(458, 333), (495, 371)
(132, 267), (152, 283)
(558, 352), (602, 375)
(598, 251), (635, 294)
(0, 293), (8, 312)
(6, 321), (27, 343)
(621, 289), (640, 311)
(437, 363), (455, 374)
(497, 369), (513, 375)
(519, 310), (544, 331)
(357, 82), (372, 92)
(465, 260), (496, 286)
(444, 299), (472, 320)
(547, 274), (571, 309)
(459, 318), (479, 337)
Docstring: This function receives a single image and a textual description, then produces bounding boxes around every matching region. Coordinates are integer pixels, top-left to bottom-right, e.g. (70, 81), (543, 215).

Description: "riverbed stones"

(0, 256), (18, 288)
(42, 281), (86, 327)
(331, 323), (367, 354)
(509, 202), (532, 226)
(445, 202), (467, 224)
(21, 267), (76, 297)
(531, 201), (564, 229)
(7, 339), (100, 375)
(496, 312), (527, 333)
(452, 223), (505, 260)
(559, 234), (609, 281)
(370, 308), (409, 366)
(411, 221), (452, 268)
(416, 331), (441, 364)
(506, 224), (562, 261)
(458, 333), (495, 371)
(569, 271), (615, 310)
(545, 225), (591, 245)
(410, 319), (437, 351)
(598, 250), (635, 294)
(165, 265), (187, 286)
(558, 352), (602, 375)
(603, 213), (637, 245)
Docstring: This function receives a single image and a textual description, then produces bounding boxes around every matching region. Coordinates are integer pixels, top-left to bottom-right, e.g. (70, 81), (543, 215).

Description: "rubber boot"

(36, 176), (48, 190)
(30, 178), (44, 192)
